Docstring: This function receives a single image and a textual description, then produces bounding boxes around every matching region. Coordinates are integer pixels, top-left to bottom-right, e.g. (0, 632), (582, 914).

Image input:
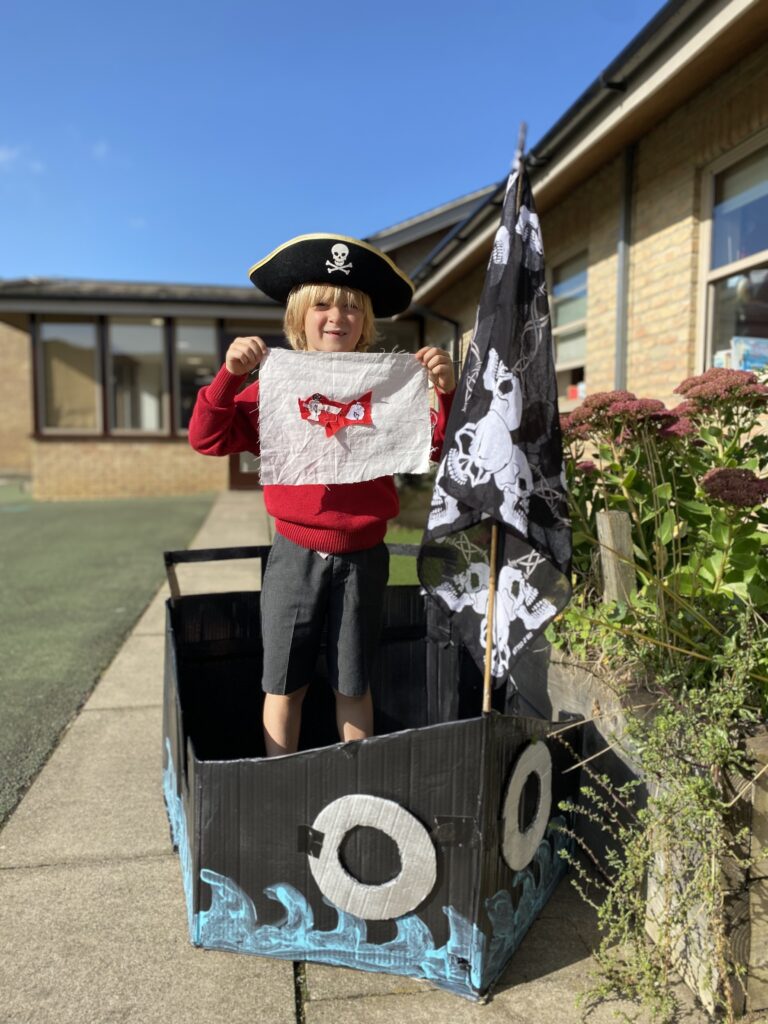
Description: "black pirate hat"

(248, 233), (414, 318)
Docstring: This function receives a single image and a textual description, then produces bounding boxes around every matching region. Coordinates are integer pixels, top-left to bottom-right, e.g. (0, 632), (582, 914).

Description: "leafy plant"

(549, 368), (768, 1021)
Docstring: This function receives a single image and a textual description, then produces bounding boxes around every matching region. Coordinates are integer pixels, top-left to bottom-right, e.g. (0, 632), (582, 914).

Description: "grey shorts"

(260, 533), (390, 697)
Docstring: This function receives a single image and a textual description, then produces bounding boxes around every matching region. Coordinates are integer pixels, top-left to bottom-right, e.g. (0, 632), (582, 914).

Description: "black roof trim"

(0, 277), (276, 305)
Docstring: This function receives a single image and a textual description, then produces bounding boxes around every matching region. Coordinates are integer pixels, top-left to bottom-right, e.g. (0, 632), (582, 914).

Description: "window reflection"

(712, 146), (768, 269)
(39, 320), (100, 430)
(109, 317), (166, 431)
(711, 267), (768, 370)
(551, 253), (587, 406)
(552, 256), (588, 328)
(175, 320), (219, 431)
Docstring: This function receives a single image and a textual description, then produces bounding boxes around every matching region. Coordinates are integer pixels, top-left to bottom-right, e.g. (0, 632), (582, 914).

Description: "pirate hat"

(248, 233), (414, 318)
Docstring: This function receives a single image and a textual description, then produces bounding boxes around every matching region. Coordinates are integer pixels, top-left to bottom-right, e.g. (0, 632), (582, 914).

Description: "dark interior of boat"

(167, 546), (511, 762)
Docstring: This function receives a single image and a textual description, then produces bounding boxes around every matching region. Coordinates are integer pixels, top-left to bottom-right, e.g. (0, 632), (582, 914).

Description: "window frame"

(172, 317), (222, 435)
(33, 314), (104, 436)
(34, 314), (218, 439)
(548, 249), (588, 410)
(697, 129), (768, 372)
(106, 315), (172, 436)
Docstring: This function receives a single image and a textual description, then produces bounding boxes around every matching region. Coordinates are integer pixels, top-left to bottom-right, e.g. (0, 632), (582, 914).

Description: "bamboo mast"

(482, 122), (527, 715)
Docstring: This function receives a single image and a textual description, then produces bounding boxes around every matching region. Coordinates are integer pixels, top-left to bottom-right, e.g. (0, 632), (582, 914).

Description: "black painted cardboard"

(162, 548), (581, 999)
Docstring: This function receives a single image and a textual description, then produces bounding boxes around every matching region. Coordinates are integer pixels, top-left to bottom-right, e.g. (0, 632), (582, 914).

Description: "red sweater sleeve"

(430, 388), (455, 462)
(188, 365), (261, 456)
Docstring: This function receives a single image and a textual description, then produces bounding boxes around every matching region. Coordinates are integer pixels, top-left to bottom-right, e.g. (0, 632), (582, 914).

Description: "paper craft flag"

(258, 349), (431, 485)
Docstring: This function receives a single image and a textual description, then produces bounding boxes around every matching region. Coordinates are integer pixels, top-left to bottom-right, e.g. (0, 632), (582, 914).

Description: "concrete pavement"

(0, 490), (708, 1023)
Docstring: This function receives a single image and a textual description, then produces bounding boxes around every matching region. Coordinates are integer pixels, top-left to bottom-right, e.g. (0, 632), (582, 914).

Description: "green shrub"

(550, 368), (768, 1021)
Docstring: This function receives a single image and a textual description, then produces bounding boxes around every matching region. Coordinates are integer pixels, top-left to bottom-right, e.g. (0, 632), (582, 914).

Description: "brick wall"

(32, 440), (228, 500)
(546, 39), (768, 405)
(542, 156), (623, 397)
(426, 40), (768, 407)
(0, 321), (33, 474)
(627, 39), (768, 402)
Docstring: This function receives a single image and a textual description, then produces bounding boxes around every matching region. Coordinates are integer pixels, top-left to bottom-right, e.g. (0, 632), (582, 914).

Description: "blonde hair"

(283, 283), (376, 351)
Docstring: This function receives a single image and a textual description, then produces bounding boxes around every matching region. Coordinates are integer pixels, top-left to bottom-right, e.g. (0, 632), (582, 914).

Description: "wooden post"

(596, 510), (636, 603)
(482, 523), (499, 714)
(481, 124), (527, 712)
(745, 731), (768, 1013)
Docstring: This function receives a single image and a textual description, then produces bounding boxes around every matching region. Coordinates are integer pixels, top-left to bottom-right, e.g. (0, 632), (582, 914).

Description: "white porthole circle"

(307, 794), (437, 920)
(501, 741), (552, 871)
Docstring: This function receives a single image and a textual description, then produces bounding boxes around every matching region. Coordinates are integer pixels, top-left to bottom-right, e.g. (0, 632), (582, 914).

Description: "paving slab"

(0, 857), (295, 1024)
(132, 588), (169, 636)
(303, 988), (529, 1024)
(189, 489), (272, 550)
(0, 706), (167, 867)
(304, 963), (436, 1000)
(303, 879), (709, 1023)
(85, 634), (165, 709)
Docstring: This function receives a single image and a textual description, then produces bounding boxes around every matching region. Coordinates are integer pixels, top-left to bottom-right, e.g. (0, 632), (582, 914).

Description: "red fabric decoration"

(298, 391), (373, 438)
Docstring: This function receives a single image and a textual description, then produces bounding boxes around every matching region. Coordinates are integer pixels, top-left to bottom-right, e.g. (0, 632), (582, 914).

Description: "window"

(108, 317), (167, 432)
(175, 319), (219, 431)
(551, 253), (587, 407)
(38, 319), (100, 431)
(222, 321), (287, 353)
(222, 322), (285, 480)
(35, 314), (283, 437)
(704, 139), (768, 371)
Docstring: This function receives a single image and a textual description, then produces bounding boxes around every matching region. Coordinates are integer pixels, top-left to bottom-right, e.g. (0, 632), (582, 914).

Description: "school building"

(1, 0), (766, 499)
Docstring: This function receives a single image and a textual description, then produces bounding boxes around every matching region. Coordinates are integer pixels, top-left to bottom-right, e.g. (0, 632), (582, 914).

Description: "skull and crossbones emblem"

(445, 348), (533, 534)
(326, 243), (353, 275)
(482, 563), (556, 677)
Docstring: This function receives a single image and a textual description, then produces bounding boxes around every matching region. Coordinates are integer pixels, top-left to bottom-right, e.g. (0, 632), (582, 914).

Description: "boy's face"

(304, 297), (364, 353)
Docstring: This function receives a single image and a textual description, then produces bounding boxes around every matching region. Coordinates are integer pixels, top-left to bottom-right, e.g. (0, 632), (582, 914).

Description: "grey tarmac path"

(0, 490), (709, 1024)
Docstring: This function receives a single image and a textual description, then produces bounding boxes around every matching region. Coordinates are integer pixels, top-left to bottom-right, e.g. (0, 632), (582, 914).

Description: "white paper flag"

(258, 349), (431, 485)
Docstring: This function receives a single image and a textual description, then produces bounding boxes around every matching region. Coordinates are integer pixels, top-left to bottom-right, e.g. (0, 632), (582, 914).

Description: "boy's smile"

(304, 300), (364, 353)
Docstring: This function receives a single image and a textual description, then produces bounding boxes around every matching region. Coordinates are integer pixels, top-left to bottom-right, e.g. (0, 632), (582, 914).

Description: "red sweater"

(189, 364), (454, 554)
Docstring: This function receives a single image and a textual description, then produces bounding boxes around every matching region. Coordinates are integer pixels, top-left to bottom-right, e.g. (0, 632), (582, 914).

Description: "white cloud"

(0, 147), (21, 169)
(0, 146), (45, 174)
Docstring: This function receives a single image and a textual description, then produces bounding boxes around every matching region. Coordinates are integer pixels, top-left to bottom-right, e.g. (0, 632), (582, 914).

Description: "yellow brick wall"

(544, 39), (768, 406)
(541, 156), (623, 397)
(430, 41), (768, 407)
(627, 39), (768, 404)
(0, 321), (33, 474)
(431, 263), (485, 341)
(32, 440), (228, 500)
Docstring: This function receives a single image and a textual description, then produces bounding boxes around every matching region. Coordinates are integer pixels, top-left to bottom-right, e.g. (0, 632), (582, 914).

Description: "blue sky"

(1, 0), (667, 286)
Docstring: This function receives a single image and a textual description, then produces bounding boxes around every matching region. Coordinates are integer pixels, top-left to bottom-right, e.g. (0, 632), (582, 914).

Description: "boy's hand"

(415, 346), (456, 394)
(225, 336), (269, 376)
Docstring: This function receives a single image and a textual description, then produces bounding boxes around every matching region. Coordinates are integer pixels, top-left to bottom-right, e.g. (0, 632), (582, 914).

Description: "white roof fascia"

(413, 0), (762, 305)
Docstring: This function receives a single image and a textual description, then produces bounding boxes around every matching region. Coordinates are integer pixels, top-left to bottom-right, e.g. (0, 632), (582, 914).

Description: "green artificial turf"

(385, 524), (422, 585)
(0, 486), (214, 825)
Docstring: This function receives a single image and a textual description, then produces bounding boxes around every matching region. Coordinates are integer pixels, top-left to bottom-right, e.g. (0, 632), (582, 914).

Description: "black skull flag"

(417, 159), (572, 685)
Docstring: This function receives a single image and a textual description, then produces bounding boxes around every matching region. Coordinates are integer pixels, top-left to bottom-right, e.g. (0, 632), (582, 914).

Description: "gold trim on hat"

(248, 233), (414, 292)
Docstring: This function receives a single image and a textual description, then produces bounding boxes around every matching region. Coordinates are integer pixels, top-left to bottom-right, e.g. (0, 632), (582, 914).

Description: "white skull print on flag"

(258, 349), (431, 485)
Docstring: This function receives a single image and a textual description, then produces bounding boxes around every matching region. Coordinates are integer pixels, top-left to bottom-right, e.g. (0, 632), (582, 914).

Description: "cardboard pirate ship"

(162, 544), (581, 1001)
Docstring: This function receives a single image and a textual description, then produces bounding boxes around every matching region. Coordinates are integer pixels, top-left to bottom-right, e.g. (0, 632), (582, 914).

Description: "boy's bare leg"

(335, 689), (373, 743)
(263, 685), (309, 757)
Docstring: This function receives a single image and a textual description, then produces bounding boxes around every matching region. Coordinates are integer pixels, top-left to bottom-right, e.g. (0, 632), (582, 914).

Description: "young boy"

(189, 234), (455, 757)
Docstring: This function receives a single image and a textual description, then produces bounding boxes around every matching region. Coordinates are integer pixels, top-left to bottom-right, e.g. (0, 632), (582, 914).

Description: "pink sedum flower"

(674, 368), (768, 407)
(700, 467), (768, 508)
